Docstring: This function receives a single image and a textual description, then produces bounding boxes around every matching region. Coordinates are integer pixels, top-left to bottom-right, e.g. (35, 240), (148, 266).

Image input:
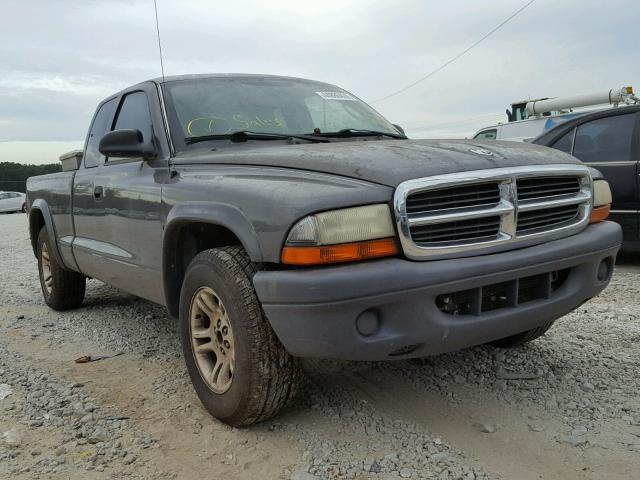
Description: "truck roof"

(106, 73), (338, 104)
(147, 73), (331, 85)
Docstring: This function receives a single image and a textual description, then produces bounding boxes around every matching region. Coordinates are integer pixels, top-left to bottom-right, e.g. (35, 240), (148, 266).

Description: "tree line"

(0, 162), (62, 193)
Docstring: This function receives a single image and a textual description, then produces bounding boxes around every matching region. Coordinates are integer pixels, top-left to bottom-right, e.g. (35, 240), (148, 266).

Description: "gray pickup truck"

(27, 74), (621, 426)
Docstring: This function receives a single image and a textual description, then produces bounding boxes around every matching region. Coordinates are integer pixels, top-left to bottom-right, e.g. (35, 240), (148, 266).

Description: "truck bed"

(26, 170), (77, 269)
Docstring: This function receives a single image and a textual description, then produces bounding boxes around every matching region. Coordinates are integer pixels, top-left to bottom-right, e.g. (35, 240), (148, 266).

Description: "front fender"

(163, 164), (395, 262)
(164, 202), (263, 261)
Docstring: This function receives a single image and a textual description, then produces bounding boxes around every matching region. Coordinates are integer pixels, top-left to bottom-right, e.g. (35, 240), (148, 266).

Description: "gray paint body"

(25, 74), (621, 360)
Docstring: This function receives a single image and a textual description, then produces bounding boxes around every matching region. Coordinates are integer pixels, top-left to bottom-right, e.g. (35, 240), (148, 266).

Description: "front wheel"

(37, 228), (86, 310)
(179, 246), (300, 427)
(489, 321), (555, 348)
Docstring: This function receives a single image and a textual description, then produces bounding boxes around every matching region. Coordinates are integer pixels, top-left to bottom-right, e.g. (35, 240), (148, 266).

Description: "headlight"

(590, 179), (612, 224)
(282, 204), (398, 265)
(593, 179), (612, 207)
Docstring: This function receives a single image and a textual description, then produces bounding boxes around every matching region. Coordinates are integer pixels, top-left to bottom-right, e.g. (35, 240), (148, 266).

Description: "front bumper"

(253, 221), (622, 361)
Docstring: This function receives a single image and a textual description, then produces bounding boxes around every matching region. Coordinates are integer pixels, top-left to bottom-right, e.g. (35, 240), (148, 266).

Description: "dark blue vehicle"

(533, 105), (640, 250)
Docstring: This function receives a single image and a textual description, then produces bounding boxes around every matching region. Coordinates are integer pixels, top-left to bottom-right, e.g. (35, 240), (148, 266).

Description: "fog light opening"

(355, 309), (381, 337)
(597, 257), (613, 282)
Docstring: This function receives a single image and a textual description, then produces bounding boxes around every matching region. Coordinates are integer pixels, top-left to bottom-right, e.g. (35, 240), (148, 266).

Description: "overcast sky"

(1, 0), (639, 164)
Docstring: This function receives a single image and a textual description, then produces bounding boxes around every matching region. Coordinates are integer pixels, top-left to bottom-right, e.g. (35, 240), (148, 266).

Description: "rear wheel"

(179, 246), (300, 427)
(489, 321), (555, 348)
(37, 228), (86, 310)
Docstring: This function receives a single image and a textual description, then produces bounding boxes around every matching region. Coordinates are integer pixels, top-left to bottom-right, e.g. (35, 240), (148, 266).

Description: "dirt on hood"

(175, 138), (583, 187)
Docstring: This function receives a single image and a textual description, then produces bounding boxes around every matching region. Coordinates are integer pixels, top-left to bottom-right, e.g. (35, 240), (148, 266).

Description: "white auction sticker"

(316, 91), (357, 101)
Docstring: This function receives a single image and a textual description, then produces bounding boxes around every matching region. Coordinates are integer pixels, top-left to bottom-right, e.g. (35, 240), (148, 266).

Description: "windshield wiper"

(309, 129), (407, 139)
(185, 131), (330, 145)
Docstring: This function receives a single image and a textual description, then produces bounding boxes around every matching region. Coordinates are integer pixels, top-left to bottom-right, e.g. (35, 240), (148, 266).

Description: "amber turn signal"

(589, 204), (610, 224)
(282, 237), (398, 265)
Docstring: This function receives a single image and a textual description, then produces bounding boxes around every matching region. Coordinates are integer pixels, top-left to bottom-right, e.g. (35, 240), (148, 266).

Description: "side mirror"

(392, 124), (405, 136)
(99, 129), (157, 159)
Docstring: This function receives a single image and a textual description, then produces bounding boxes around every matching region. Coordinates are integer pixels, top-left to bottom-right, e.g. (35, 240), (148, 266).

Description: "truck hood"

(175, 139), (582, 187)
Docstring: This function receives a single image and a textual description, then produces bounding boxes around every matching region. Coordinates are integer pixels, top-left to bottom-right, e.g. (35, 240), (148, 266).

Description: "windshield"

(163, 76), (400, 145)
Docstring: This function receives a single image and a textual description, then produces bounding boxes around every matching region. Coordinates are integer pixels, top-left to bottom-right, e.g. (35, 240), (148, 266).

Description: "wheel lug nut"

(224, 340), (230, 348)
(217, 319), (221, 327)
(222, 326), (228, 335)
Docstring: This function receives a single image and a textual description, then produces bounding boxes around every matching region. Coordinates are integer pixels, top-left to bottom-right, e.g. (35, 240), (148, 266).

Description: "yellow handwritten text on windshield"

(186, 117), (232, 137)
(186, 115), (285, 136)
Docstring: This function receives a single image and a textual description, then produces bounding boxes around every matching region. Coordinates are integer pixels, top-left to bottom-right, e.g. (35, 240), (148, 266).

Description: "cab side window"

(572, 114), (636, 163)
(84, 98), (117, 168)
(112, 91), (153, 143)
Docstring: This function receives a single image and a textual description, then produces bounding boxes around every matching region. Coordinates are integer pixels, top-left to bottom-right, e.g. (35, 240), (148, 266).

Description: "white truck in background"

(473, 86), (638, 142)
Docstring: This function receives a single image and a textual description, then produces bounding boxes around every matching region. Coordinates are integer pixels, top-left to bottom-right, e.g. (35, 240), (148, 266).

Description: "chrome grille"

(406, 183), (500, 214)
(517, 176), (581, 201)
(394, 165), (592, 260)
(411, 216), (501, 246)
(517, 204), (580, 233)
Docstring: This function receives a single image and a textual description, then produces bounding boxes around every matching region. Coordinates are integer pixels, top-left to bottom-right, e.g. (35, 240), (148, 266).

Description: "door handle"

(93, 186), (104, 199)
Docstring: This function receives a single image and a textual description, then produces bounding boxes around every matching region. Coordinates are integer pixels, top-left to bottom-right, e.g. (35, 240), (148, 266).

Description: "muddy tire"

(179, 246), (299, 427)
(489, 322), (555, 348)
(37, 228), (86, 310)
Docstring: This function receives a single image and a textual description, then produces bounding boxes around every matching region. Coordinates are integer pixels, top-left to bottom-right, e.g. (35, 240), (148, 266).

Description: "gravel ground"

(1, 212), (639, 479)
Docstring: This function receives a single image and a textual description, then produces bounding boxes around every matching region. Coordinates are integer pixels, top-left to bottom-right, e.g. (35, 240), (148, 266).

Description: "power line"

(153, 0), (166, 82)
(372, 0), (537, 103)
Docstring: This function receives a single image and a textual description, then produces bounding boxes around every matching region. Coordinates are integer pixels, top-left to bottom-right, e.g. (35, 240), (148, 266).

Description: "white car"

(473, 112), (586, 142)
(473, 86), (637, 142)
(0, 191), (27, 213)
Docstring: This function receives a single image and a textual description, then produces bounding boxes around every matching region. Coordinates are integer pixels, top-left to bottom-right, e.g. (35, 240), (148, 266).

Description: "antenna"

(153, 0), (165, 81)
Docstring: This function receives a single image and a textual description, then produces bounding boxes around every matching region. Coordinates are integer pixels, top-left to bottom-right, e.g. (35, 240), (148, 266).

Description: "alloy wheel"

(189, 286), (235, 394)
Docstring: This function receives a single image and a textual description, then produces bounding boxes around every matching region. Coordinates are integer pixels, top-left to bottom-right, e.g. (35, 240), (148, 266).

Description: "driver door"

(72, 85), (168, 304)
